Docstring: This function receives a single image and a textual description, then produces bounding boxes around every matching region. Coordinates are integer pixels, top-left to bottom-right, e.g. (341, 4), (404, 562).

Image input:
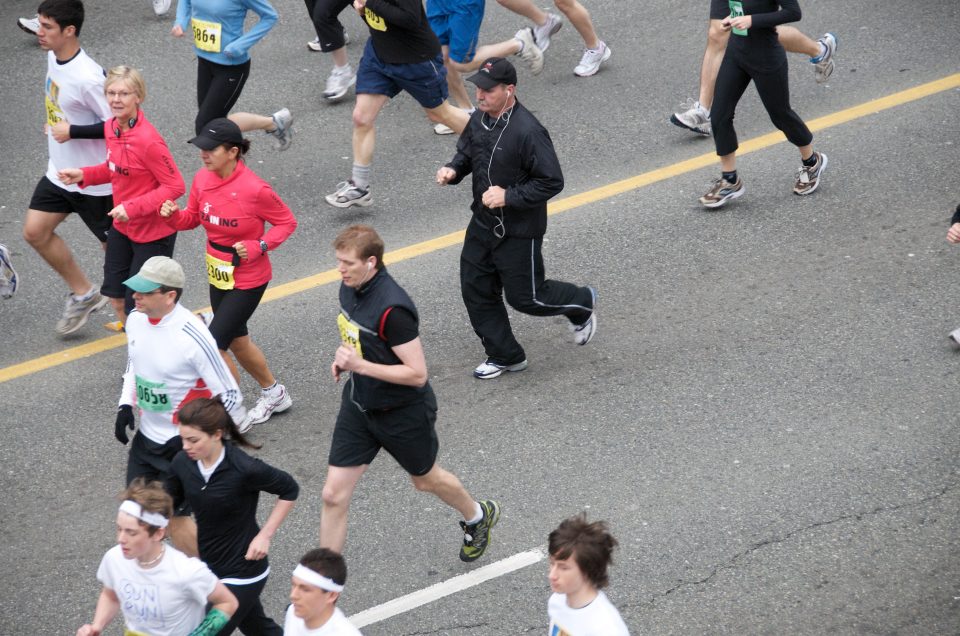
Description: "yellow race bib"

(124, 629), (149, 636)
(192, 17), (223, 52)
(364, 7), (387, 32)
(337, 313), (363, 357)
(205, 252), (235, 290)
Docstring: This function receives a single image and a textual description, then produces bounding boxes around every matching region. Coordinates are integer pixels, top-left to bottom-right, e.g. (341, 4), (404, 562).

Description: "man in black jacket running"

(437, 57), (596, 379)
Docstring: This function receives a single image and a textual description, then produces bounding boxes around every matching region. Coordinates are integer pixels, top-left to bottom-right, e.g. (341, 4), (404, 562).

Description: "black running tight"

(710, 52), (812, 157)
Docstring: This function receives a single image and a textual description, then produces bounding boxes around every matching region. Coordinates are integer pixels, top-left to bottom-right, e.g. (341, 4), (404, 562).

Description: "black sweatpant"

(195, 57), (251, 135)
(217, 577), (282, 636)
(710, 51), (813, 157)
(460, 217), (593, 365)
(304, 0), (353, 52)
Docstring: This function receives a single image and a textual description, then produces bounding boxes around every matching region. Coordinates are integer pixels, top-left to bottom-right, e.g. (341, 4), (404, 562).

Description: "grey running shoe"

(812, 33), (838, 84)
(56, 290), (108, 335)
(433, 122), (455, 135)
(533, 13), (562, 52)
(574, 40), (611, 77)
(0, 244), (18, 299)
(699, 176), (745, 209)
(459, 500), (501, 562)
(514, 28), (544, 75)
(949, 327), (960, 347)
(793, 152), (828, 195)
(18, 15), (40, 35)
(473, 358), (528, 379)
(671, 99), (711, 136)
(326, 180), (372, 208)
(152, 0), (172, 16)
(323, 65), (356, 101)
(570, 287), (597, 345)
(268, 108), (294, 150)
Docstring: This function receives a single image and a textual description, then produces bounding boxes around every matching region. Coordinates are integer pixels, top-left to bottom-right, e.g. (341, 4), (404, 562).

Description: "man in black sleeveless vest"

(318, 224), (501, 563)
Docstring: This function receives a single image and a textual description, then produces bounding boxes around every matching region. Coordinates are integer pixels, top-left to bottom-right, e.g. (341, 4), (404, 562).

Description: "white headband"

(119, 500), (169, 529)
(292, 564), (344, 592)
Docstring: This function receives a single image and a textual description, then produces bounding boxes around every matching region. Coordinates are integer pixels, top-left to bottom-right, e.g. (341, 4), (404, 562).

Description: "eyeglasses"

(106, 90), (135, 99)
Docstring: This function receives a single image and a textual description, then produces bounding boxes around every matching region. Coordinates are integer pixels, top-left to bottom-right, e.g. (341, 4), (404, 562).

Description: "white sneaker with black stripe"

(473, 359), (528, 380)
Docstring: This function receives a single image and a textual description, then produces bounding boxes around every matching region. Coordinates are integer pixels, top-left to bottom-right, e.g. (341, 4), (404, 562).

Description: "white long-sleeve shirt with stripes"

(120, 303), (245, 444)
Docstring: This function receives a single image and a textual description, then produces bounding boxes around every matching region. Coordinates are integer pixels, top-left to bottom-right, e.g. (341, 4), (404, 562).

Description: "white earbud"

(366, 261), (373, 271)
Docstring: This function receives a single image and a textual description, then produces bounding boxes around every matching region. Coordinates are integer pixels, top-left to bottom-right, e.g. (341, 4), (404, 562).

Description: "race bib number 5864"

(192, 18), (222, 52)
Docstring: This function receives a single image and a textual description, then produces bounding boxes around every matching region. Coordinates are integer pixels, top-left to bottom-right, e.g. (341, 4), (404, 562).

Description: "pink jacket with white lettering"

(81, 110), (184, 243)
(164, 160), (297, 289)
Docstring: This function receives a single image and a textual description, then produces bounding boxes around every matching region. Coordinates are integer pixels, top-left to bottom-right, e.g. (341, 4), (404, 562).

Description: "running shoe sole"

(701, 185), (746, 209)
(669, 113), (711, 136)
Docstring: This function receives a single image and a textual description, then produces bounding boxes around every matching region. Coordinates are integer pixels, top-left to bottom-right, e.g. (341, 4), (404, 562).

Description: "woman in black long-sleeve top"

(170, 397), (299, 636)
(699, 0), (828, 209)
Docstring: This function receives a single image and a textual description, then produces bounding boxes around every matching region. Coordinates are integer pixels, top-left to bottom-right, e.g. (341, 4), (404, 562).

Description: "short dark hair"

(548, 513), (618, 589)
(38, 0), (85, 36)
(158, 285), (183, 303)
(333, 225), (384, 268)
(299, 548), (347, 587)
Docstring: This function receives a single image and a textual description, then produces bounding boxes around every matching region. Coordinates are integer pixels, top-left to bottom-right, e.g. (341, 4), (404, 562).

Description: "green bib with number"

(729, 0), (747, 36)
(136, 376), (172, 413)
(337, 313), (363, 357)
(205, 252), (235, 290)
(192, 17), (222, 52)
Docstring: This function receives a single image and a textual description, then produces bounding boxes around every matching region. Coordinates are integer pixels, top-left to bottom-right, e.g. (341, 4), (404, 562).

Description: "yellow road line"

(3, 73), (958, 385)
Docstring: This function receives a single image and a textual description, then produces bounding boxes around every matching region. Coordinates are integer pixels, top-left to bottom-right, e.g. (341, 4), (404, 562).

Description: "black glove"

(115, 405), (135, 445)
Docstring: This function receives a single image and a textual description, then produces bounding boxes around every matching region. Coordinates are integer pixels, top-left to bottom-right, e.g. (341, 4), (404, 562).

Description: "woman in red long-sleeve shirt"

(59, 65), (184, 327)
(161, 118), (298, 431)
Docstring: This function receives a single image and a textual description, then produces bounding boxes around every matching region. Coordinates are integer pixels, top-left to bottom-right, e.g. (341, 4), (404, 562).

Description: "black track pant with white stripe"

(460, 217), (593, 366)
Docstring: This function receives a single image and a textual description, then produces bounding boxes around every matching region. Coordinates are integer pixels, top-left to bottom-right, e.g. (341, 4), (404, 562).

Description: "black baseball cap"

(466, 57), (518, 90)
(188, 117), (244, 150)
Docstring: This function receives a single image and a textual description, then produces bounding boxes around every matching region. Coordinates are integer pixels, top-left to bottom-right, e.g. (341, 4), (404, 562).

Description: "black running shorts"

(29, 176), (113, 243)
(329, 384), (439, 476)
(126, 431), (192, 516)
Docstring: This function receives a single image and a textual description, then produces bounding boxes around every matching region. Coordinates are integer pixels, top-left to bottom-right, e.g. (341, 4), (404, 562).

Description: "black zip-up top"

(362, 0), (441, 63)
(445, 100), (564, 239)
(338, 267), (428, 411)
(169, 443), (299, 580)
(727, 0), (801, 71)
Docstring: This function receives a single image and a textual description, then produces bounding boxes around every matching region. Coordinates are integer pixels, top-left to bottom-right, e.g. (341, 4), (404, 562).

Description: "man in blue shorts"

(427, 0), (544, 135)
(324, 0), (473, 208)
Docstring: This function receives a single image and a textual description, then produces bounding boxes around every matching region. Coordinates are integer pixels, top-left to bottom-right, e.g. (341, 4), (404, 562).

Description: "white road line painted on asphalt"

(348, 546), (547, 628)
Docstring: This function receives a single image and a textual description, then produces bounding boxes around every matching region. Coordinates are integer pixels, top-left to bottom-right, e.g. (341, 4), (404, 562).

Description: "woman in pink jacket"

(59, 65), (184, 327)
(161, 118), (297, 431)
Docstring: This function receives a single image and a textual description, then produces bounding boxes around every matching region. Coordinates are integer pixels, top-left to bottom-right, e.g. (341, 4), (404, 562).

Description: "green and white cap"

(123, 256), (185, 292)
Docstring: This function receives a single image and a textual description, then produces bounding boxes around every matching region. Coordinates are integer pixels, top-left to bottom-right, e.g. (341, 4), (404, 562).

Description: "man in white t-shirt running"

(25, 0), (114, 335)
(285, 548), (363, 635)
(76, 479), (238, 636)
(547, 513), (630, 636)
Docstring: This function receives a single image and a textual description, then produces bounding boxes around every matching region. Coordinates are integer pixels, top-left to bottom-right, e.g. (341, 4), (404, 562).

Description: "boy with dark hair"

(26, 0), (114, 335)
(547, 513), (630, 635)
(285, 548), (362, 634)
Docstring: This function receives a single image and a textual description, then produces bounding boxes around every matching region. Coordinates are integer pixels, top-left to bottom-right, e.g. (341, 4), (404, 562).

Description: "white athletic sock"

(73, 286), (97, 302)
(465, 502), (483, 525)
(262, 381), (279, 395)
(352, 164), (371, 190)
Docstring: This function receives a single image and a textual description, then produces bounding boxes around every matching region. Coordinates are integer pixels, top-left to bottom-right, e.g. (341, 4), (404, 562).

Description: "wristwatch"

(259, 239), (268, 255)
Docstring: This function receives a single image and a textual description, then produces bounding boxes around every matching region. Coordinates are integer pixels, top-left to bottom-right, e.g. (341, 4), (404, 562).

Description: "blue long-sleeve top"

(175, 0), (278, 65)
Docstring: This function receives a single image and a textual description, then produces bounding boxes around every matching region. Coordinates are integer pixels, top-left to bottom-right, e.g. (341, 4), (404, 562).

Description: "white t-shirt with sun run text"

(283, 604), (363, 635)
(548, 591), (630, 636)
(44, 49), (112, 196)
(96, 544), (218, 636)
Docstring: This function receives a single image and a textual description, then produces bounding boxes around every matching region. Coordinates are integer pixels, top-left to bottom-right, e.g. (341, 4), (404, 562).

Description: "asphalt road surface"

(0, 0), (958, 634)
